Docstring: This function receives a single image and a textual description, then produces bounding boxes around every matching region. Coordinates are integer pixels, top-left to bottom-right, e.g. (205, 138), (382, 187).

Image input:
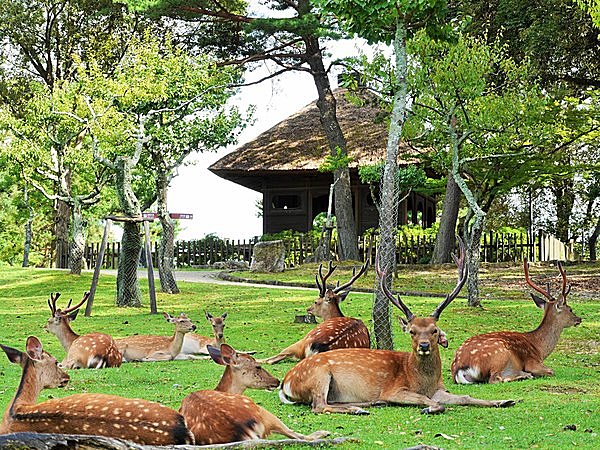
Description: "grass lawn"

(0, 264), (598, 449)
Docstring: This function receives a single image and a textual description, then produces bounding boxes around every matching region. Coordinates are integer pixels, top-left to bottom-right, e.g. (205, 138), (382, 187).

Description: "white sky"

(168, 38), (371, 241)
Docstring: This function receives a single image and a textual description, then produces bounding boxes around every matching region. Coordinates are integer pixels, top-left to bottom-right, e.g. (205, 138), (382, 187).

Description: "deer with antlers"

(0, 336), (194, 445)
(451, 259), (582, 384)
(279, 240), (515, 414)
(176, 312), (228, 360)
(45, 292), (122, 369)
(180, 343), (329, 444)
(115, 312), (196, 362)
(261, 262), (370, 364)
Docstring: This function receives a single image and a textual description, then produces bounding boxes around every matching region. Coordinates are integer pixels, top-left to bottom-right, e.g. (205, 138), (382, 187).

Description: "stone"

(250, 240), (285, 272)
(212, 260), (250, 270)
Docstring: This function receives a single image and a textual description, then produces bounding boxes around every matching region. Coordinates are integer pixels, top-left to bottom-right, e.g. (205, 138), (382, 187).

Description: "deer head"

(309, 261), (368, 319)
(164, 312), (197, 334)
(377, 238), (466, 356)
(208, 344), (280, 394)
(524, 259), (582, 329)
(206, 312), (227, 342)
(45, 292), (90, 335)
(1, 336), (70, 390)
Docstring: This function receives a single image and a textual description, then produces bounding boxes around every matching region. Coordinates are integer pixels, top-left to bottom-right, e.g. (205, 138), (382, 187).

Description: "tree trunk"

(463, 211), (483, 308)
(373, 20), (407, 350)
(69, 200), (87, 275)
(115, 158), (142, 307)
(54, 198), (70, 268)
(553, 175), (575, 243)
(430, 172), (461, 264)
(156, 166), (179, 294)
(304, 35), (359, 261)
(589, 216), (600, 260)
(22, 182), (33, 268)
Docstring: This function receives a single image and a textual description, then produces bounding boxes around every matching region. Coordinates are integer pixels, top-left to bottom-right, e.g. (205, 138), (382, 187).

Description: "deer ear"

(25, 336), (43, 361)
(220, 312), (228, 320)
(530, 294), (547, 309)
(1, 344), (23, 364)
(399, 317), (409, 332)
(207, 345), (225, 365)
(438, 329), (449, 348)
(219, 344), (238, 365)
(68, 309), (79, 322)
(205, 312), (213, 321)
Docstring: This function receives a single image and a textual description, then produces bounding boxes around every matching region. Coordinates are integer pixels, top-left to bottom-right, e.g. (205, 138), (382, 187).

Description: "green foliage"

(318, 147), (353, 173)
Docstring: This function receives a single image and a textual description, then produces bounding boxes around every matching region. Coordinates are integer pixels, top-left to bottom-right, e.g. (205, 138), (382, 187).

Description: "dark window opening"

(271, 194), (301, 210)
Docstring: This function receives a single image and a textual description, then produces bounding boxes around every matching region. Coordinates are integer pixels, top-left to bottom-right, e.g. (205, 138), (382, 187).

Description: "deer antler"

(315, 261), (337, 297)
(557, 261), (571, 304)
(60, 292), (91, 314)
(47, 293), (61, 315)
(332, 262), (368, 294)
(375, 255), (414, 321)
(524, 258), (554, 301)
(431, 237), (467, 319)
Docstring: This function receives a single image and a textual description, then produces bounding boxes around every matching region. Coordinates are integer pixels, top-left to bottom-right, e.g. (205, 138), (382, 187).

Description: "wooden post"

(144, 220), (157, 314)
(86, 219), (112, 317)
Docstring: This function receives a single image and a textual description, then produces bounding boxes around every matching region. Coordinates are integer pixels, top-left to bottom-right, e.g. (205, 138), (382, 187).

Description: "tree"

(123, 0), (361, 261)
(430, 173), (461, 263)
(0, 0), (143, 268)
(82, 33), (243, 305)
(317, 0), (447, 348)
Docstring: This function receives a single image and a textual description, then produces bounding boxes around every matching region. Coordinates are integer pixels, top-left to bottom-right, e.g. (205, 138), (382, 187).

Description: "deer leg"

(524, 361), (554, 377)
(261, 341), (304, 365)
(261, 408), (330, 440)
(432, 389), (515, 408)
(142, 352), (175, 362)
(382, 389), (445, 414)
(310, 373), (369, 415)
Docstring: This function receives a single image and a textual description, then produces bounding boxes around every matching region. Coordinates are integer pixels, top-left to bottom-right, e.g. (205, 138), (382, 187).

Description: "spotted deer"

(0, 336), (194, 445)
(176, 312), (228, 360)
(279, 240), (515, 414)
(45, 292), (122, 369)
(262, 262), (370, 364)
(180, 344), (329, 444)
(451, 259), (582, 384)
(116, 312), (196, 362)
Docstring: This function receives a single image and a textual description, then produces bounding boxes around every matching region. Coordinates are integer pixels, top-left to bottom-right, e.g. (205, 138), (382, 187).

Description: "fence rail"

(83, 230), (574, 270)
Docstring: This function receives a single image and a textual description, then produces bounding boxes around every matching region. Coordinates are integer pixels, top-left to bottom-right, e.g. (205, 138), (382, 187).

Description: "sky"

(167, 39), (371, 241)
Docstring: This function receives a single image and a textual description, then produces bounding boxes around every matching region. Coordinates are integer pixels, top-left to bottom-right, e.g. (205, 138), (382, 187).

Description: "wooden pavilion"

(209, 89), (436, 235)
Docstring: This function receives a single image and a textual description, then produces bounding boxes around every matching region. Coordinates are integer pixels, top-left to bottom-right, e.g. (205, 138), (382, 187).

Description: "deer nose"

(217, 333), (224, 339)
(191, 325), (197, 331)
(418, 343), (430, 354)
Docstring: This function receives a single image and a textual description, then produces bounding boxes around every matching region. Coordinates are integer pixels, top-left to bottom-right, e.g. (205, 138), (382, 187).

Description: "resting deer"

(452, 259), (582, 384)
(45, 292), (122, 369)
(279, 240), (515, 414)
(262, 262), (370, 364)
(0, 336), (194, 445)
(180, 344), (329, 444)
(176, 312), (228, 360)
(116, 312), (196, 362)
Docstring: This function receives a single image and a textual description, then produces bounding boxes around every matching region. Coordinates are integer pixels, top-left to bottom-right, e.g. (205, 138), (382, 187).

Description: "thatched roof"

(209, 89), (417, 190)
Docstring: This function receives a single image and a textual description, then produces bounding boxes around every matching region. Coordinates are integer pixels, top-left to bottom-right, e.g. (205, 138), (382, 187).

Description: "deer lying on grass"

(45, 292), (122, 369)
(262, 262), (370, 364)
(116, 312), (196, 362)
(0, 336), (194, 445)
(451, 259), (582, 384)
(176, 312), (228, 360)
(279, 240), (515, 414)
(179, 344), (329, 444)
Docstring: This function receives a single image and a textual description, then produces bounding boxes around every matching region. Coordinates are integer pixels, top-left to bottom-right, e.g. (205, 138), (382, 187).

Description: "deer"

(261, 261), (370, 364)
(179, 343), (329, 444)
(451, 259), (582, 384)
(115, 312), (196, 362)
(44, 292), (122, 369)
(176, 312), (228, 360)
(0, 335), (194, 445)
(278, 239), (515, 414)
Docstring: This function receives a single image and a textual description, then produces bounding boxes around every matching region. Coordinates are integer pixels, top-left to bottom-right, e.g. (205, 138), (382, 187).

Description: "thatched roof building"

(209, 89), (435, 235)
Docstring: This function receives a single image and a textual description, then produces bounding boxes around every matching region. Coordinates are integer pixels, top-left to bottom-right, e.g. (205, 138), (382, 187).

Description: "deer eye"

(432, 329), (438, 334)
(409, 330), (416, 335)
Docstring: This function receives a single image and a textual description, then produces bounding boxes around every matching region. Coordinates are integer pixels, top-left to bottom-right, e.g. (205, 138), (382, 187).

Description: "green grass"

(0, 264), (598, 449)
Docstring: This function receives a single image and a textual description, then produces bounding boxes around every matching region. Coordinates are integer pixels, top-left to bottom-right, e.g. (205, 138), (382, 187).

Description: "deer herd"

(0, 240), (583, 446)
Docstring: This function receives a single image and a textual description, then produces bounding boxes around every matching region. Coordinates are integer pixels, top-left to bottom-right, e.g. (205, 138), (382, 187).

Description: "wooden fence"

(84, 230), (574, 270)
